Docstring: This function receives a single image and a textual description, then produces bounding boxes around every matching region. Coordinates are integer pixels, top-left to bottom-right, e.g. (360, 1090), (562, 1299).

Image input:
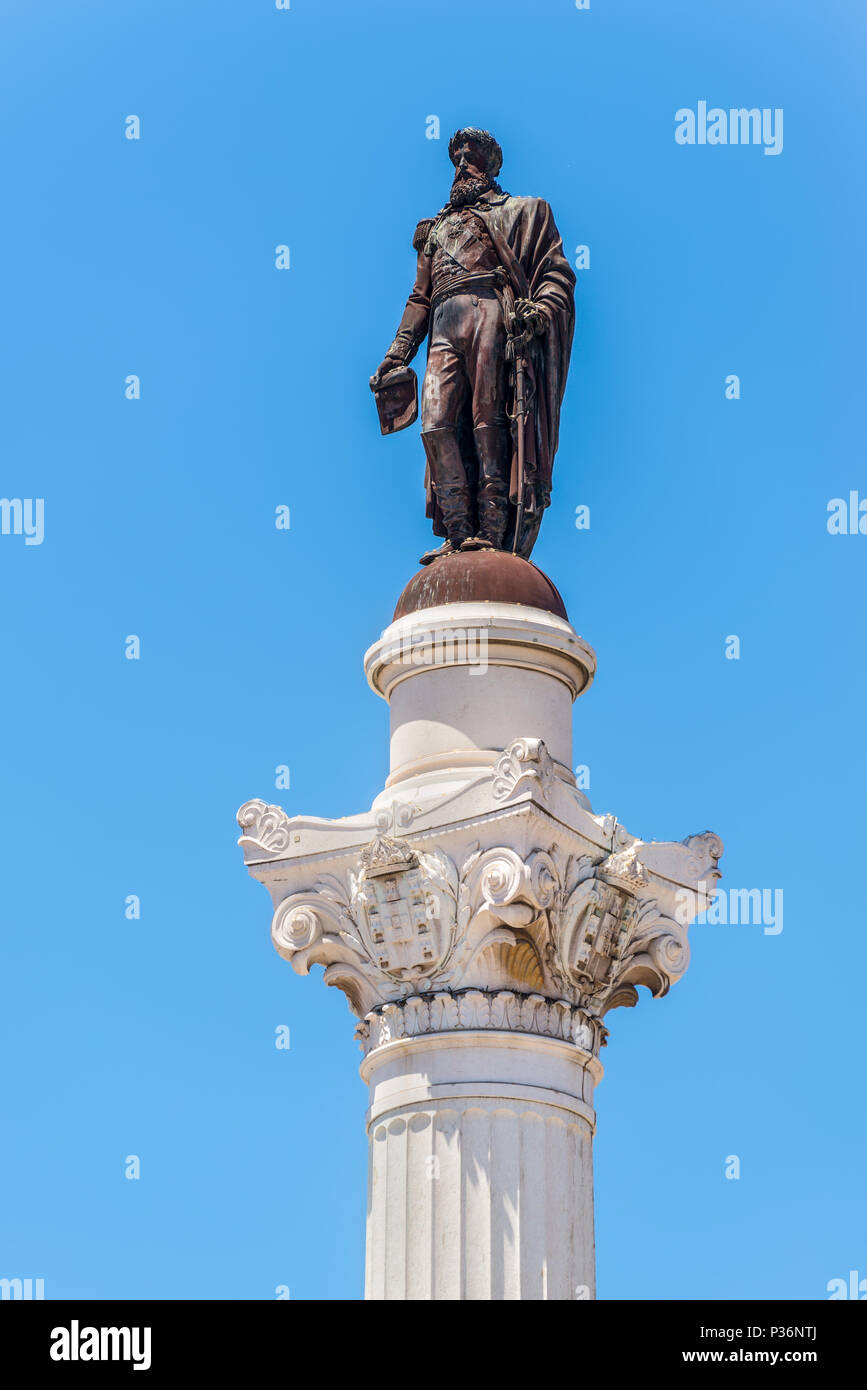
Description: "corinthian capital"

(252, 814), (722, 1033)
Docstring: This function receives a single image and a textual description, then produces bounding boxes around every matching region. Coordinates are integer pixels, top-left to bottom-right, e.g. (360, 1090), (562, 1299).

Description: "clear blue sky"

(1, 0), (864, 1300)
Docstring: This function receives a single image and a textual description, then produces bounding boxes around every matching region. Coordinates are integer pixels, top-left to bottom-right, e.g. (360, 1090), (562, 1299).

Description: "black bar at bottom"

(1, 1299), (862, 1375)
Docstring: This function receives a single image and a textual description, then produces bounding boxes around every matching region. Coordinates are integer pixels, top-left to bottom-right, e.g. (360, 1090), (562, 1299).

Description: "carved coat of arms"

(351, 836), (457, 989)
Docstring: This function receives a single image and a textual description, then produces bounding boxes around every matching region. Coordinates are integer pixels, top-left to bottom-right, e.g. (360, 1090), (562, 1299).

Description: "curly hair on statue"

(447, 128), (504, 180)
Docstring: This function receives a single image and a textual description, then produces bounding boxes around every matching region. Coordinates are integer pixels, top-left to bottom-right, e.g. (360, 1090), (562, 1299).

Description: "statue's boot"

(462, 425), (510, 551)
(419, 539), (459, 566)
(420, 428), (473, 563)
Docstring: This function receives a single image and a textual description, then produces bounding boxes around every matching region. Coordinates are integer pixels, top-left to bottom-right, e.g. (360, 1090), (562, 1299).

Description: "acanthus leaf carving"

(355, 987), (609, 1060)
(263, 820), (722, 1042)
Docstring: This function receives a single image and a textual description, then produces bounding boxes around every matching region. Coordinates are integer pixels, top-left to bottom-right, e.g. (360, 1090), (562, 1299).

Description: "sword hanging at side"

(505, 290), (534, 556)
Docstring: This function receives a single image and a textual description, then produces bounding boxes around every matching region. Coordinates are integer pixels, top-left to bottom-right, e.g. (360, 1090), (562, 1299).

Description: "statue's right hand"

(373, 355), (403, 384)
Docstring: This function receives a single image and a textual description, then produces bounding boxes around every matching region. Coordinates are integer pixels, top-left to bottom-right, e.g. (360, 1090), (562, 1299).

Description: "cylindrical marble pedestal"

(364, 595), (595, 792)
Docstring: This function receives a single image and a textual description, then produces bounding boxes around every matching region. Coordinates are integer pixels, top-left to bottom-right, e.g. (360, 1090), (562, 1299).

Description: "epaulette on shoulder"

(412, 217), (435, 252)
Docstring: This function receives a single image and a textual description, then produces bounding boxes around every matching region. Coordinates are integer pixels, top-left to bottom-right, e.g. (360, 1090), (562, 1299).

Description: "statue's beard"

(449, 172), (491, 207)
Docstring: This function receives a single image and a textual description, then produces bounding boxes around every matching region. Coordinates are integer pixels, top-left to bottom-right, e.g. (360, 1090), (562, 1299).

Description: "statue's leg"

(462, 297), (510, 551)
(419, 330), (473, 562)
(470, 425), (510, 549)
(419, 429), (472, 559)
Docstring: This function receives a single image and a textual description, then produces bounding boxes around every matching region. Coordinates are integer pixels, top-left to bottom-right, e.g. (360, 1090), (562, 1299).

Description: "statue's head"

(447, 128), (503, 206)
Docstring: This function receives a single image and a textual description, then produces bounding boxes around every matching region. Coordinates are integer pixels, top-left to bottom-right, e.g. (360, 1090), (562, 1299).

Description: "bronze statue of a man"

(372, 128), (575, 565)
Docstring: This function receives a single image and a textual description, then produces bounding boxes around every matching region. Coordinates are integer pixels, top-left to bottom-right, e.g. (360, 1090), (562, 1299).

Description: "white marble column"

(237, 581), (722, 1300)
(362, 1029), (600, 1300)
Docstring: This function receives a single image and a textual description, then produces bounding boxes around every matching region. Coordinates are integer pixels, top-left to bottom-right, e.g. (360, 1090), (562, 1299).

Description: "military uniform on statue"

(371, 128), (575, 563)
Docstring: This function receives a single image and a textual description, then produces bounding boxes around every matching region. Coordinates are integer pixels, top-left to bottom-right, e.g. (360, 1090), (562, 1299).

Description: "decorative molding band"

(364, 609), (596, 702)
(355, 988), (607, 1058)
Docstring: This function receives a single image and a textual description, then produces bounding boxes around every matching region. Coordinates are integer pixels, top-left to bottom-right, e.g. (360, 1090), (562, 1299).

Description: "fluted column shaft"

(361, 1031), (600, 1300)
